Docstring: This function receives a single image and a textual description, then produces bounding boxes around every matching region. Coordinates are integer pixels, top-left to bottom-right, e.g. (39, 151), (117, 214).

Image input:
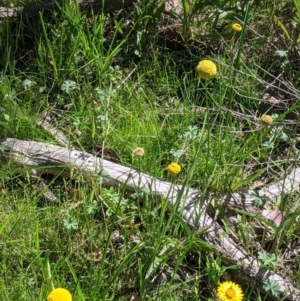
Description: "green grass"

(1, 0), (300, 300)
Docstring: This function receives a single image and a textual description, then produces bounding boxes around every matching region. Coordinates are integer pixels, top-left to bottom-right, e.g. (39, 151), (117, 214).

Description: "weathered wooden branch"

(0, 138), (299, 300)
(0, 0), (137, 19)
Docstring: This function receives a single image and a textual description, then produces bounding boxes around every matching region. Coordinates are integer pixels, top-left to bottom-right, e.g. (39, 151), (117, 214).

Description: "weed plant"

(1, 0), (300, 300)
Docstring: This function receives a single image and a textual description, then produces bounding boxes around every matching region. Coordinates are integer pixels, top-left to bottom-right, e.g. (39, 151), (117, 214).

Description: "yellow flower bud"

(196, 60), (217, 80)
(232, 23), (242, 32)
(260, 115), (273, 126)
(47, 288), (72, 301)
(133, 147), (145, 157)
(167, 162), (181, 175)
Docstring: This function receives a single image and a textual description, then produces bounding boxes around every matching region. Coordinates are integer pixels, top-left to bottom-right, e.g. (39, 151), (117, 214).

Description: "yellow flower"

(47, 288), (72, 301)
(260, 115), (273, 126)
(196, 60), (217, 80)
(217, 281), (243, 301)
(133, 147), (145, 157)
(167, 162), (181, 175)
(232, 23), (242, 32)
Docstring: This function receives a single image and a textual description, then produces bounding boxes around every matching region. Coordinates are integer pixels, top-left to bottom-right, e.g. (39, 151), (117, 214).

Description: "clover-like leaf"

(61, 80), (76, 94)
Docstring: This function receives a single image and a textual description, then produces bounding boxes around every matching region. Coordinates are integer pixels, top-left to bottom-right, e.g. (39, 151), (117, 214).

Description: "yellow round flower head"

(232, 23), (242, 32)
(260, 115), (273, 126)
(47, 288), (72, 301)
(217, 281), (243, 301)
(167, 162), (181, 175)
(133, 147), (145, 157)
(196, 60), (217, 80)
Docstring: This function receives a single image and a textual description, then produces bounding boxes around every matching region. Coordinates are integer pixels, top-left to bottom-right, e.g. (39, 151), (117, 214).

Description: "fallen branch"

(0, 138), (299, 300)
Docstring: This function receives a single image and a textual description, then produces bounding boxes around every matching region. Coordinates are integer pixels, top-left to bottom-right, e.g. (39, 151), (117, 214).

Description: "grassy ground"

(1, 0), (300, 300)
